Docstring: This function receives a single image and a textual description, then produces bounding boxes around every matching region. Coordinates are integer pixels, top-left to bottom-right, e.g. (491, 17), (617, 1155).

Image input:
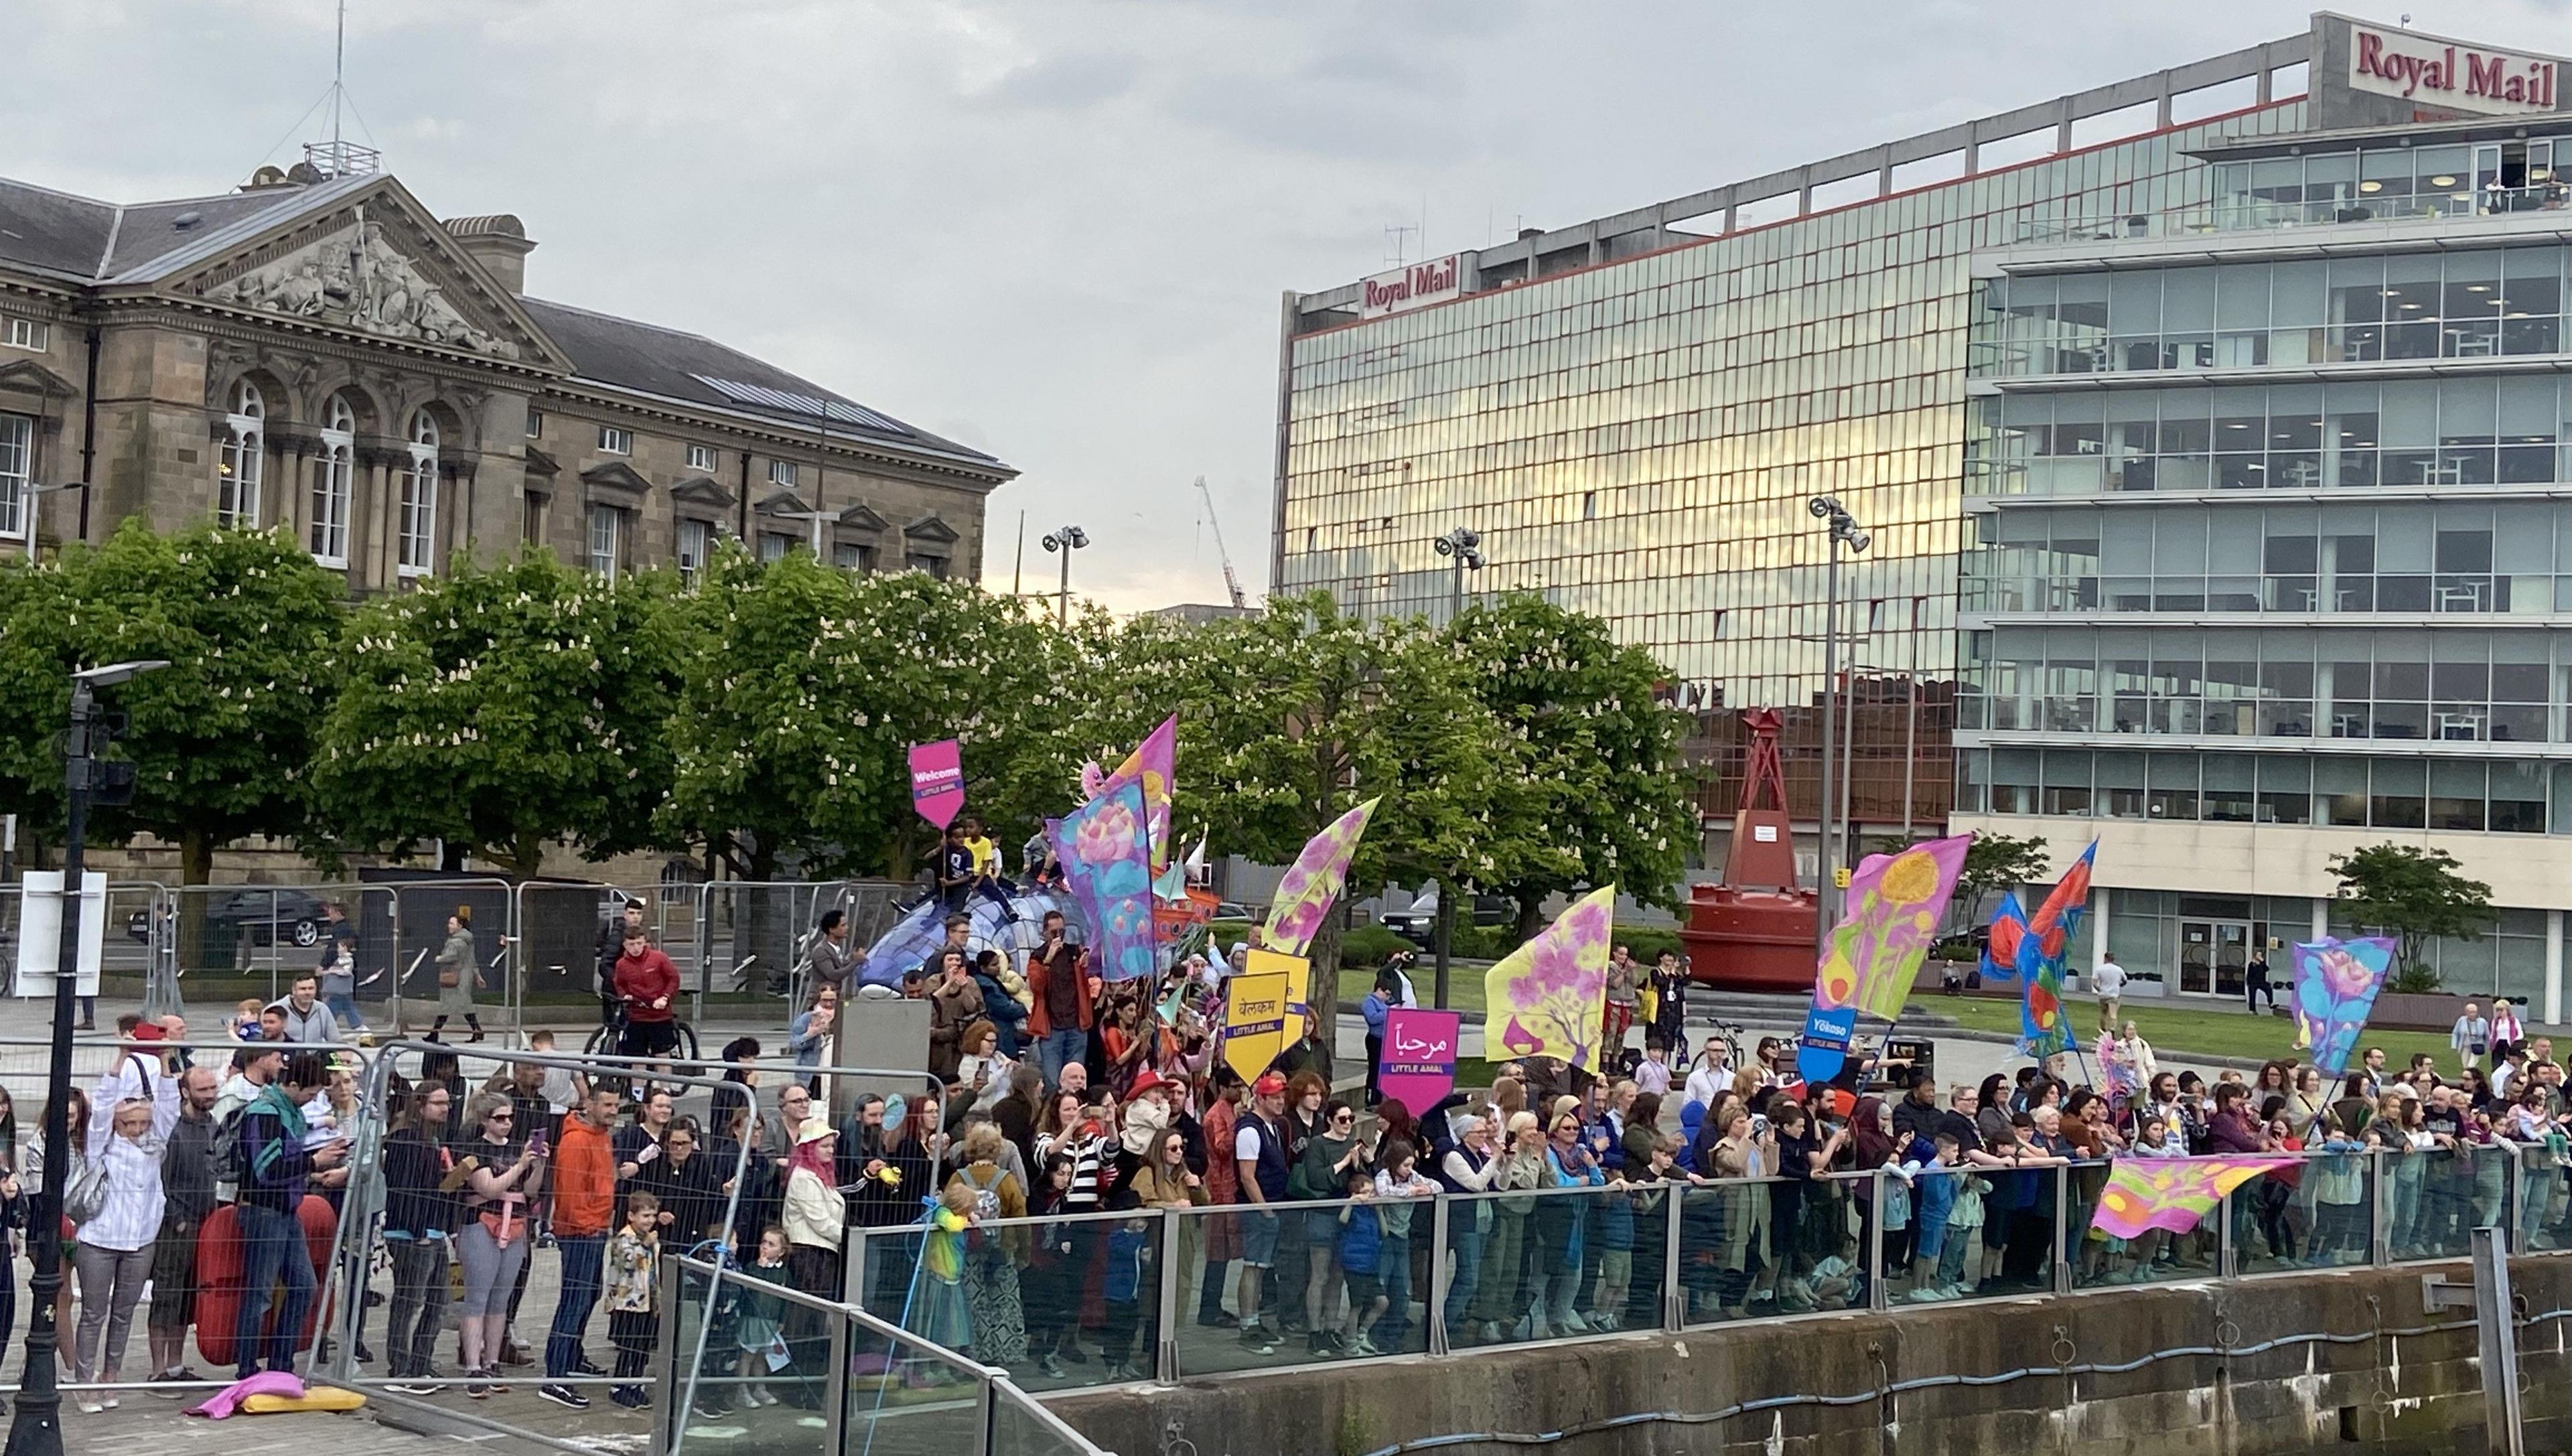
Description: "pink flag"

(908, 739), (964, 829)
(2091, 1156), (2299, 1238)
(1098, 715), (1177, 873)
(1261, 797), (1380, 957)
(1378, 1009), (1461, 1116)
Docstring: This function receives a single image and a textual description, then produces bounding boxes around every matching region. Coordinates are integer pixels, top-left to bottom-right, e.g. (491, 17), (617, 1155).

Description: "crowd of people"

(18, 898), (2572, 1423)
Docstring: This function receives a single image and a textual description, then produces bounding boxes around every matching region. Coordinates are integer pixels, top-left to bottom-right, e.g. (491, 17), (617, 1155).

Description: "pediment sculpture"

(204, 220), (522, 360)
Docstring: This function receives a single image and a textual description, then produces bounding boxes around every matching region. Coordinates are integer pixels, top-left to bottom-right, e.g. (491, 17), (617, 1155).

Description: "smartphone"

(530, 1125), (549, 1157)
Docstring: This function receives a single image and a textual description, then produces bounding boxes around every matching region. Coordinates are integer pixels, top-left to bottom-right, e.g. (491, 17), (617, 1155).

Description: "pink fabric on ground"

(187, 1370), (305, 1419)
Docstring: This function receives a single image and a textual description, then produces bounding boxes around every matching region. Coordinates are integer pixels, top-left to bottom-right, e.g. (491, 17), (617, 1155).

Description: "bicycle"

(583, 976), (703, 1092)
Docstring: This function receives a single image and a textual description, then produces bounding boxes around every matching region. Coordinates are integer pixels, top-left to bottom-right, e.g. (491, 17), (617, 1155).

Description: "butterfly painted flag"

(1093, 715), (1178, 873)
(2091, 1155), (2300, 1238)
(1813, 834), (1972, 1025)
(1486, 885), (1616, 1074)
(1262, 797), (1382, 957)
(2290, 936), (2399, 1076)
(1050, 780), (1157, 981)
(1983, 841), (2098, 1058)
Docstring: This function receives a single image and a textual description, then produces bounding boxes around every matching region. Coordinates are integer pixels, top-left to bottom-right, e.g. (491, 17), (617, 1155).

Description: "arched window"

(398, 409), (439, 576)
(311, 392), (354, 567)
(219, 380), (264, 528)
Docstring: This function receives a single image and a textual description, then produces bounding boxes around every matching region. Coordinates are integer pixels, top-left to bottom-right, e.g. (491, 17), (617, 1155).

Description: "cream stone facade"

(0, 167), (1011, 593)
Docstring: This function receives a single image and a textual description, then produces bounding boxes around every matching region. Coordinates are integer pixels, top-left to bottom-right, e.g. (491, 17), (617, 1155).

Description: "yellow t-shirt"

(964, 835), (998, 876)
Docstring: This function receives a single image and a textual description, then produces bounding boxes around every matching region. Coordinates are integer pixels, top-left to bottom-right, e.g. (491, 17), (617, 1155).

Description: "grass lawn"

(1908, 993), (2464, 1074)
(1336, 965), (1488, 1019)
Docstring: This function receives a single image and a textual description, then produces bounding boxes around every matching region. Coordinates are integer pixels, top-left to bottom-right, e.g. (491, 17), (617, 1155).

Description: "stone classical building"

(0, 164), (1012, 587)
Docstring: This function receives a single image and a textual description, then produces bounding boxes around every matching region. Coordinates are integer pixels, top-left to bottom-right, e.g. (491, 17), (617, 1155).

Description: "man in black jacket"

(144, 1066), (219, 1387)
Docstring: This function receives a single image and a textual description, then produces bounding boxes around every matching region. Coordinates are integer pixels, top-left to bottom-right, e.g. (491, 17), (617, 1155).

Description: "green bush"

(1338, 925), (1411, 968)
(1615, 924), (1685, 964)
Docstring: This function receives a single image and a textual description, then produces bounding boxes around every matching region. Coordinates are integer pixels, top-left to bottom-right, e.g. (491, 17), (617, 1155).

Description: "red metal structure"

(1681, 708), (1821, 992)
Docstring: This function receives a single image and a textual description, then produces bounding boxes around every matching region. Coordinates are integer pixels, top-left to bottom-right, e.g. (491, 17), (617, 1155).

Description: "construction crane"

(1194, 476), (1250, 610)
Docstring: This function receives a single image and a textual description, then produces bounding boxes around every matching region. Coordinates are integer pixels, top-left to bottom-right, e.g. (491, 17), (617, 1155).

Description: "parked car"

(129, 887), (334, 948)
(1381, 890), (1513, 945)
(1215, 901), (1263, 922)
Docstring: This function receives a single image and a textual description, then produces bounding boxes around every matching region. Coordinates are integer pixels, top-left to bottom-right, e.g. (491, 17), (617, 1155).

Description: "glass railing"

(2012, 187), (2567, 246)
(662, 1254), (1101, 1456)
(827, 1146), (2572, 1395)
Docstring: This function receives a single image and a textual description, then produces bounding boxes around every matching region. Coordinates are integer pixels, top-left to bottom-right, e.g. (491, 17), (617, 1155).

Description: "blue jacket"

(1339, 1203), (1382, 1275)
(1360, 991), (1390, 1037)
(237, 1083), (317, 1212)
(1105, 1224), (1148, 1303)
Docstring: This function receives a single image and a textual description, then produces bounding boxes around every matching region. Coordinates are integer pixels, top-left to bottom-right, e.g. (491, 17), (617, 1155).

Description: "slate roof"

(0, 175), (373, 284)
(517, 297), (1001, 469)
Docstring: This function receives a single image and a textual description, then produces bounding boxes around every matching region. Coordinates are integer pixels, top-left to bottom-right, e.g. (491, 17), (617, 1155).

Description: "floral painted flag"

(1050, 780), (1157, 981)
(1088, 715), (1178, 873)
(1814, 834), (1972, 1025)
(1261, 797), (1382, 957)
(1486, 885), (1616, 1074)
(2291, 936), (2399, 1077)
(2091, 1155), (2299, 1238)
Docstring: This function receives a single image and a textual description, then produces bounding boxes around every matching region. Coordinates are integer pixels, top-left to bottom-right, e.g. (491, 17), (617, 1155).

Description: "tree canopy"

(2328, 843), (2495, 989)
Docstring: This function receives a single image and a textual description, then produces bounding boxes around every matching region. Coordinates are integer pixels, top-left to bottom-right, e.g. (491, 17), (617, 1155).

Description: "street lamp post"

(8, 659), (166, 1456)
(1040, 526), (1089, 627)
(1807, 497), (1869, 960)
(1427, 526), (1485, 1009)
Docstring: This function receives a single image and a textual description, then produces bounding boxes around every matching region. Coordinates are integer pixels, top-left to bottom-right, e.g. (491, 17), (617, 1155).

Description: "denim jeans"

(384, 1235), (450, 1377)
(547, 1234), (607, 1378)
(1371, 1232), (1413, 1350)
(1037, 1029), (1085, 1089)
(234, 1202), (315, 1378)
(1441, 1221), (1485, 1333)
(324, 991), (366, 1031)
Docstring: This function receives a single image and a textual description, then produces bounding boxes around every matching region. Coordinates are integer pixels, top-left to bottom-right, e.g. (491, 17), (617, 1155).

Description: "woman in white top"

(780, 1121), (845, 1399)
(71, 1092), (177, 1410)
(2492, 999), (2526, 1054)
(1438, 1113), (1505, 1344)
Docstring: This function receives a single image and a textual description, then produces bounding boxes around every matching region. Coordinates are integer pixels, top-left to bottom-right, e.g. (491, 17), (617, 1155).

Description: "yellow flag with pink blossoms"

(1485, 885), (1616, 1074)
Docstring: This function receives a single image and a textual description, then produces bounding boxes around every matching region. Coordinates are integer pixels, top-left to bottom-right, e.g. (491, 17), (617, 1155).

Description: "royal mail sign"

(2348, 25), (2559, 116)
(1359, 252), (1472, 319)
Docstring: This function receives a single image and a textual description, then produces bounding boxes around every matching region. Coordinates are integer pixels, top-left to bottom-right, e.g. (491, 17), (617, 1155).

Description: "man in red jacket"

(612, 926), (681, 1085)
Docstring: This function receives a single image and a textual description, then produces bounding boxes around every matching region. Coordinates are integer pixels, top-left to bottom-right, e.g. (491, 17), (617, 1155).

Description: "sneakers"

(149, 1370), (198, 1398)
(610, 1386), (649, 1409)
(1038, 1354), (1066, 1378)
(1236, 1323), (1277, 1355)
(76, 1397), (103, 1415)
(573, 1356), (609, 1377)
(383, 1380), (441, 1396)
(465, 1371), (493, 1399)
(538, 1384), (591, 1409)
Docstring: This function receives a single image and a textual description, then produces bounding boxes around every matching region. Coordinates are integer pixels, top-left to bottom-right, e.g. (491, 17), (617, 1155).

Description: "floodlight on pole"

(1808, 496), (1869, 961)
(1040, 525), (1089, 626)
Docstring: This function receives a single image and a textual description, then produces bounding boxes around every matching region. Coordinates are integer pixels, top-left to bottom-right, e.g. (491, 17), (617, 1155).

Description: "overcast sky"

(11, 0), (2568, 609)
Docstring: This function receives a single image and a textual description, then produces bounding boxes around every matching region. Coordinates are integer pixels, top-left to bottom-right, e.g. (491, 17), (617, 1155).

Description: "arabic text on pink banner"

(1377, 1009), (1461, 1115)
(908, 739), (965, 829)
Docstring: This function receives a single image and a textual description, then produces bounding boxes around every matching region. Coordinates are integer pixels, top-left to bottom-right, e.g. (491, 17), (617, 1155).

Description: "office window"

(597, 425), (632, 455)
(587, 503), (622, 579)
(0, 413), (27, 538)
(397, 410), (440, 577)
(676, 518), (711, 580)
(760, 532), (794, 563)
(218, 380), (263, 528)
(906, 552), (950, 579)
(687, 443), (717, 472)
(834, 541), (874, 572)
(522, 494), (547, 547)
(525, 407), (543, 439)
(768, 459), (798, 488)
(311, 394), (354, 567)
(4, 318), (46, 351)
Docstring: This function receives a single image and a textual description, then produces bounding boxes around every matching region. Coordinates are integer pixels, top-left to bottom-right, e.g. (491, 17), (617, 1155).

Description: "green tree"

(662, 546), (1068, 881)
(1952, 830), (2055, 932)
(1113, 593), (1540, 1058)
(0, 521), (346, 887)
(309, 551), (682, 875)
(2327, 843), (2495, 991)
(1445, 593), (1695, 940)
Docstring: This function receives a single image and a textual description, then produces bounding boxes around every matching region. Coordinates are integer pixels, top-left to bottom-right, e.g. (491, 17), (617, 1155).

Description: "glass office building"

(1275, 26), (2315, 855)
(1951, 18), (2572, 1014)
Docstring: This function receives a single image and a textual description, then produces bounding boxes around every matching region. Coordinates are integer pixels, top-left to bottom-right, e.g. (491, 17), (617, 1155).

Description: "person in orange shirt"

(539, 1085), (621, 1408)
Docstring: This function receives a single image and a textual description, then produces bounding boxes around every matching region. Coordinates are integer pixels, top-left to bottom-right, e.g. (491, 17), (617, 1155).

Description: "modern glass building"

(1274, 23), (2317, 862)
(1951, 17), (2572, 1014)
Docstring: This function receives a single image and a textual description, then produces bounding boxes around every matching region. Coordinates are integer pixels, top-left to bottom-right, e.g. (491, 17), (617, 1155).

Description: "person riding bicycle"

(597, 897), (648, 1023)
(611, 926), (681, 1082)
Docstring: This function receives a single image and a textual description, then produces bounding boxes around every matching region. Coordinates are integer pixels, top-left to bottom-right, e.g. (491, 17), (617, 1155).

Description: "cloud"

(16, 0), (2572, 615)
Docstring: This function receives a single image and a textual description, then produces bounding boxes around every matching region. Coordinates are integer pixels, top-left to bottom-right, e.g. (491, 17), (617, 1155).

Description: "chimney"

(442, 214), (534, 295)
